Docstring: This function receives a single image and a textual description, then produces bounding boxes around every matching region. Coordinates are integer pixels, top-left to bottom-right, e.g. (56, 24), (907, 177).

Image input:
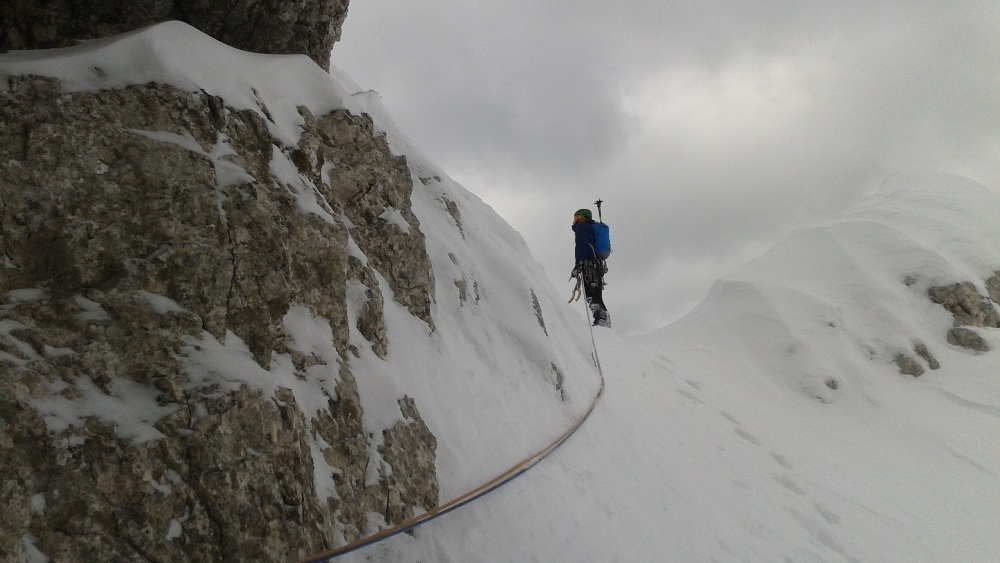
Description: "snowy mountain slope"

(342, 101), (604, 499)
(333, 74), (604, 497)
(1, 21), (601, 556)
(5, 22), (999, 563)
(655, 173), (1000, 402)
(346, 173), (1000, 563)
(1, 20), (601, 472)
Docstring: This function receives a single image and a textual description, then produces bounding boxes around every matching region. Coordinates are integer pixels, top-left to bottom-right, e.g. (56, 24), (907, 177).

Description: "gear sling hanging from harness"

(568, 259), (606, 303)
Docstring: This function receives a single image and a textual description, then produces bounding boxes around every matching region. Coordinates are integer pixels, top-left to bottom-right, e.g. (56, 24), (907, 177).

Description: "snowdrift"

(356, 173), (1000, 563)
(5, 20), (998, 563)
(646, 172), (1000, 403)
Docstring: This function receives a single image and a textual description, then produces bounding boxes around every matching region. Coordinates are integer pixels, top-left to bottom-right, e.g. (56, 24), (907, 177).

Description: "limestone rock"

(893, 353), (924, 377)
(299, 107), (436, 328)
(1, 73), (437, 560)
(913, 343), (940, 370)
(0, 0), (351, 70)
(927, 281), (999, 353)
(985, 271), (1000, 306)
(380, 396), (439, 524)
(927, 282), (1000, 328)
(947, 327), (990, 353)
(531, 289), (548, 336)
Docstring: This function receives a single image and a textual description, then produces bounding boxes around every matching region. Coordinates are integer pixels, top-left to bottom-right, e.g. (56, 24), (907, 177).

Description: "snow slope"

(346, 175), (1000, 563)
(1, 20), (601, 539)
(5, 22), (1000, 563)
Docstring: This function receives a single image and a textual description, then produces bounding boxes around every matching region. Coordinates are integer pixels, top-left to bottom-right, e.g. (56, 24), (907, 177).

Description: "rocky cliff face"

(0, 39), (438, 563)
(0, 0), (350, 70)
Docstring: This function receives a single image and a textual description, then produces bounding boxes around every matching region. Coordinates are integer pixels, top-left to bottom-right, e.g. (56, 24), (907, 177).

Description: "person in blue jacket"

(572, 208), (610, 327)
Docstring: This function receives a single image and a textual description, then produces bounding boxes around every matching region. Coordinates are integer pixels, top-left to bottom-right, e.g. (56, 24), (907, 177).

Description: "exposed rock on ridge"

(928, 276), (1000, 354)
(0, 0), (350, 70)
(0, 69), (437, 563)
(888, 272), (1000, 378)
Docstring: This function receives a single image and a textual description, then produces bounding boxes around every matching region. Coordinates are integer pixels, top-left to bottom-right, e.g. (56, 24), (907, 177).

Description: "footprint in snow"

(720, 411), (742, 426)
(812, 501), (841, 526)
(675, 387), (704, 404)
(770, 452), (793, 469)
(771, 473), (807, 496)
(733, 427), (762, 446)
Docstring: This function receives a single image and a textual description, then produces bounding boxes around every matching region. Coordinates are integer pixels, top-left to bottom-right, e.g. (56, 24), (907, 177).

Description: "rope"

(295, 331), (606, 562)
(584, 297), (604, 376)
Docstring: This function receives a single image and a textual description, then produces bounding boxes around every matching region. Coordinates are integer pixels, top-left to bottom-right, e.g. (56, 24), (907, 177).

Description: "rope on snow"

(295, 306), (605, 562)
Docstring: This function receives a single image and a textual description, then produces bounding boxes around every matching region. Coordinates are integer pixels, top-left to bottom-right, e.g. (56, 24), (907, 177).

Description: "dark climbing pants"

(582, 260), (608, 323)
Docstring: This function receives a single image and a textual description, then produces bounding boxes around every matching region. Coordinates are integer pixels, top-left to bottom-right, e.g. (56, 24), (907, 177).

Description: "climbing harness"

(569, 255), (608, 304)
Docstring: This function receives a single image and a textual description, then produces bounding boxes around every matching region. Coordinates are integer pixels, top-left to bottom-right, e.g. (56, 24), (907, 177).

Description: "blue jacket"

(573, 219), (597, 263)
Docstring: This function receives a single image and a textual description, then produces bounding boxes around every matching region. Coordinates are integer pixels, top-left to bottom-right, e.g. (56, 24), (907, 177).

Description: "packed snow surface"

(347, 174), (1000, 563)
(4, 22), (1000, 563)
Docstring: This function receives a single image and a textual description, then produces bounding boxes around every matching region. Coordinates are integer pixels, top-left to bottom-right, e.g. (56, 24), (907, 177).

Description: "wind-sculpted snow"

(650, 172), (1000, 401)
(4, 19), (999, 563)
(0, 21), (359, 146)
(353, 173), (1000, 563)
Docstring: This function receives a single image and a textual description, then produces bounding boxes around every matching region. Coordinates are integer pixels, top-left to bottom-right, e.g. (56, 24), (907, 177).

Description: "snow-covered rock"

(0, 0), (350, 70)
(0, 22), (598, 561)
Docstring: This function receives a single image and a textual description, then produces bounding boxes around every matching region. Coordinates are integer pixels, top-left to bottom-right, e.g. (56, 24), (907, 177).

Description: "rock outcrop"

(928, 278), (1000, 354)
(0, 67), (436, 562)
(928, 281), (1000, 330)
(0, 0), (350, 70)
(887, 274), (1000, 378)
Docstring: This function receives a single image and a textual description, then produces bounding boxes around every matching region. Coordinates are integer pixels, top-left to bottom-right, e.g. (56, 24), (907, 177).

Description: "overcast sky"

(331, 0), (1000, 335)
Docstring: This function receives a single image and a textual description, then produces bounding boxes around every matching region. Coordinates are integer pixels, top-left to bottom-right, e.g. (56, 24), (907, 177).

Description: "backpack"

(592, 221), (611, 259)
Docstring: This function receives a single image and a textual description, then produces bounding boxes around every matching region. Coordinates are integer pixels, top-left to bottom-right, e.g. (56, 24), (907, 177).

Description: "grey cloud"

(334, 0), (1000, 334)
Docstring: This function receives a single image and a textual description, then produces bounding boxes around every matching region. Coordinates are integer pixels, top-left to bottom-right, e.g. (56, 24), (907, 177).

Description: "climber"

(571, 208), (610, 327)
